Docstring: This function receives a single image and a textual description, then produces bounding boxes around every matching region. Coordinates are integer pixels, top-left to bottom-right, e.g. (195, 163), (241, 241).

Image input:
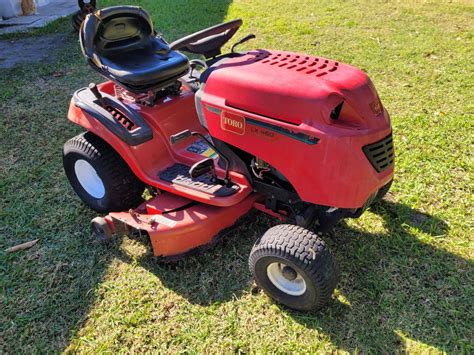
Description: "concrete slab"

(0, 0), (78, 34)
(0, 16), (44, 26)
(35, 0), (78, 17)
(0, 33), (67, 68)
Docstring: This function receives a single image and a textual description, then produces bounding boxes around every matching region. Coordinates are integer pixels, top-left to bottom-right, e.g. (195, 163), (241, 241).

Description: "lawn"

(0, 0), (473, 352)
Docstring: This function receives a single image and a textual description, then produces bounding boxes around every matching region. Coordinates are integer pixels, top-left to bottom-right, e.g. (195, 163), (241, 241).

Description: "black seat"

(80, 6), (189, 93)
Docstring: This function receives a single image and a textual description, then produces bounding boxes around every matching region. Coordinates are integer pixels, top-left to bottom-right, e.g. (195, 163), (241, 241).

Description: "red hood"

(203, 49), (388, 130)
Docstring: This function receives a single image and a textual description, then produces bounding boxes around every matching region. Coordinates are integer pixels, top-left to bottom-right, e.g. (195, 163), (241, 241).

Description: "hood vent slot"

(330, 102), (344, 120)
(261, 53), (339, 77)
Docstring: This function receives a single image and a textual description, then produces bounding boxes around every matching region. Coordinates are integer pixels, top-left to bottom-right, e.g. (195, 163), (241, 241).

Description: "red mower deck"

(105, 192), (257, 257)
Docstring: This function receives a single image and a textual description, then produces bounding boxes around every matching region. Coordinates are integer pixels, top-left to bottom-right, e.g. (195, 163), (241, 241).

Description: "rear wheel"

(249, 224), (339, 311)
(63, 132), (144, 212)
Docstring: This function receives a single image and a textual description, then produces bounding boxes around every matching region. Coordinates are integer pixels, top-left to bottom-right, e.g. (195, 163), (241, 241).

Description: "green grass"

(0, 0), (473, 352)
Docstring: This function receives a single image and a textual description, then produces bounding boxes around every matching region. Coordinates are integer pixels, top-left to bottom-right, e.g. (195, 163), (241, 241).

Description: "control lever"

(170, 129), (192, 145)
(89, 83), (105, 107)
(231, 34), (256, 53)
(169, 129), (231, 186)
(188, 59), (208, 81)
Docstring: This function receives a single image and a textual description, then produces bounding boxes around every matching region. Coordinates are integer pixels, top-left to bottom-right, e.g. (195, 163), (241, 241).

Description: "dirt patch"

(0, 33), (67, 69)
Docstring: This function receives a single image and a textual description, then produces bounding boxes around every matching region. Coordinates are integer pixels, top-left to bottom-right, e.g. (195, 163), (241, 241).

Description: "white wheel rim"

(74, 159), (105, 199)
(267, 262), (306, 296)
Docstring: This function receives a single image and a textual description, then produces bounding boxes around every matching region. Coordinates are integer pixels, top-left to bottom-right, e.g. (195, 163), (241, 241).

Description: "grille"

(260, 52), (339, 77)
(363, 134), (394, 172)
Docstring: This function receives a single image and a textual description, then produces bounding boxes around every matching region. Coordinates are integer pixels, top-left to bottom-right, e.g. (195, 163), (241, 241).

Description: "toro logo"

(221, 112), (245, 135)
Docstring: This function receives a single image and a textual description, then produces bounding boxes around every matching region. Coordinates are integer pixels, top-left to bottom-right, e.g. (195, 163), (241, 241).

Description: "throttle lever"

(231, 34), (256, 53)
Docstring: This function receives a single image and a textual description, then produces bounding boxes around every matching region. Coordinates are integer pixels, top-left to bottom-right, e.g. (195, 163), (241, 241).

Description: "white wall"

(0, 0), (22, 19)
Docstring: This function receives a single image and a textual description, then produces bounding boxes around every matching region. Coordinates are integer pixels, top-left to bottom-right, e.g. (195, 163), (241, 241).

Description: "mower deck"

(106, 192), (257, 257)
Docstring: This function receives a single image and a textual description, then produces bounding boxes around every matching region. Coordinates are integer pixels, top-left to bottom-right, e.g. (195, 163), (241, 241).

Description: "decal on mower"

(150, 214), (177, 228)
(246, 118), (320, 145)
(370, 98), (383, 116)
(249, 126), (276, 140)
(186, 138), (218, 159)
(221, 112), (246, 135)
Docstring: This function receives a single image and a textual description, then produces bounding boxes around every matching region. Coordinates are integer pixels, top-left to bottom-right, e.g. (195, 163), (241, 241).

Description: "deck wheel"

(91, 217), (113, 243)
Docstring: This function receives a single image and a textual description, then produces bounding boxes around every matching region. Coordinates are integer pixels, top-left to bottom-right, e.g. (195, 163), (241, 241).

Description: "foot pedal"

(159, 164), (240, 197)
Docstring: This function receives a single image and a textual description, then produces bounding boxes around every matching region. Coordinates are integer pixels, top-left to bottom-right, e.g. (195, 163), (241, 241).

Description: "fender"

(72, 87), (153, 146)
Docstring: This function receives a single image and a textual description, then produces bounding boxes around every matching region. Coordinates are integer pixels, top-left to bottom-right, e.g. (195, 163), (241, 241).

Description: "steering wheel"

(170, 19), (242, 58)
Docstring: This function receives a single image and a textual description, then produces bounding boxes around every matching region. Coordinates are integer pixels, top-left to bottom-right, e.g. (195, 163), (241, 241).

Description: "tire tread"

(249, 224), (339, 311)
(63, 132), (144, 212)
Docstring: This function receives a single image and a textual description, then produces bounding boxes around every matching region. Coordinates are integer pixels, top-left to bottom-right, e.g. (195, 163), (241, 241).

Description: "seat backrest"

(80, 6), (156, 60)
(79, 6), (189, 94)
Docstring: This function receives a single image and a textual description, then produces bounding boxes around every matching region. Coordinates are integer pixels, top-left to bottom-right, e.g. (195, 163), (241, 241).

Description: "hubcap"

(281, 265), (298, 281)
(267, 262), (306, 296)
(74, 159), (105, 199)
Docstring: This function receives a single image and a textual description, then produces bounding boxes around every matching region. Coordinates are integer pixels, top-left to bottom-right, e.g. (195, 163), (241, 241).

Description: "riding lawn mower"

(63, 6), (394, 311)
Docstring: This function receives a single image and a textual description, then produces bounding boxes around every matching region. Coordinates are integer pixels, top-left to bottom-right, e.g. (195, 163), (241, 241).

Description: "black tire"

(249, 224), (339, 311)
(63, 132), (145, 213)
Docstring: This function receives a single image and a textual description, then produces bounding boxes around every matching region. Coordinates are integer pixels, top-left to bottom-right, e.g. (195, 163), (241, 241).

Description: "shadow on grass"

(126, 200), (471, 352)
(285, 200), (472, 352)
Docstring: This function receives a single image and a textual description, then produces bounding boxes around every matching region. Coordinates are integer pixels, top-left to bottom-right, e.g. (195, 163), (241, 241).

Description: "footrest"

(159, 164), (240, 197)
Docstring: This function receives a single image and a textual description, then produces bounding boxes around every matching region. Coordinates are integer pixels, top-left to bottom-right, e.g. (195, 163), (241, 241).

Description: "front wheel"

(249, 224), (339, 311)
